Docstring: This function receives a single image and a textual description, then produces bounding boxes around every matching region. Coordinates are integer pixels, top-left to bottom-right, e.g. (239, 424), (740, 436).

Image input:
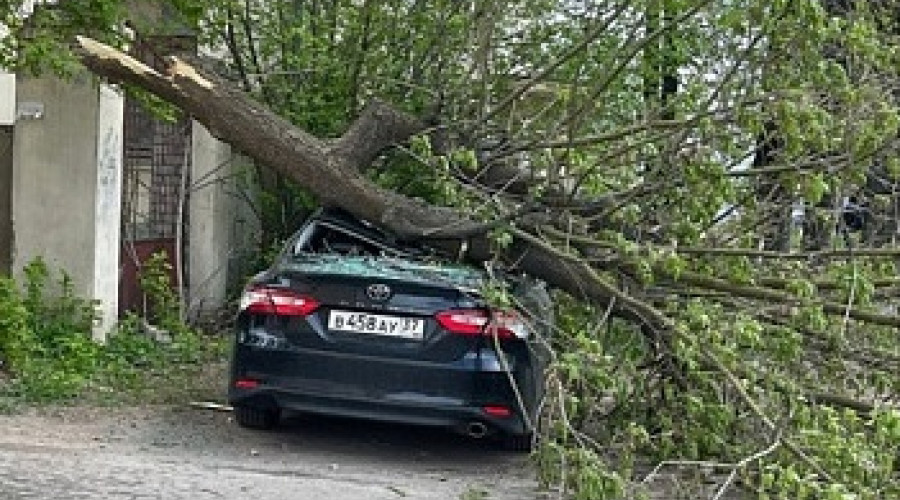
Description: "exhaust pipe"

(465, 421), (489, 439)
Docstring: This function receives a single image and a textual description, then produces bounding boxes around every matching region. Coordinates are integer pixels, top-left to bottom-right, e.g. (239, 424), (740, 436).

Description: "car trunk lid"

(265, 255), (486, 361)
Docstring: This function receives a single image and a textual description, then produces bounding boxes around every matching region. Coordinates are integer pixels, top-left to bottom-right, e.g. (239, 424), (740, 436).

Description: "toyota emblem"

(367, 283), (392, 301)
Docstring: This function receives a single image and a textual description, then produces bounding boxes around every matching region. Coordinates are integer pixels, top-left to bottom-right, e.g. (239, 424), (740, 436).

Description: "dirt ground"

(0, 404), (542, 499)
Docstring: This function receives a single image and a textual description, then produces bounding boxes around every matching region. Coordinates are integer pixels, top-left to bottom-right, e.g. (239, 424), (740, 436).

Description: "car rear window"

(284, 220), (483, 290)
(293, 220), (428, 259)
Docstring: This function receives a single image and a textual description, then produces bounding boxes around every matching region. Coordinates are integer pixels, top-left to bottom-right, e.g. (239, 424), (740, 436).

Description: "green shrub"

(138, 251), (184, 334)
(0, 257), (225, 403)
(0, 276), (34, 372)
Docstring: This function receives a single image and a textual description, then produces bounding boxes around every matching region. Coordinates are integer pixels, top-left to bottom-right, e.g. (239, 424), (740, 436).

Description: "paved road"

(0, 406), (541, 499)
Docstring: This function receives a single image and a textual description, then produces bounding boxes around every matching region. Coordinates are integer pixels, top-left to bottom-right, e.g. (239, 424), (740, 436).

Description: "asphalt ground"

(0, 405), (541, 500)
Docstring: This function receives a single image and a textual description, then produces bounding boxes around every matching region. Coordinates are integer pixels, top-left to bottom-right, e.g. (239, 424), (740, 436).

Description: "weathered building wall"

(9, 73), (254, 331)
(12, 75), (123, 339)
(188, 122), (260, 319)
(12, 75), (98, 294)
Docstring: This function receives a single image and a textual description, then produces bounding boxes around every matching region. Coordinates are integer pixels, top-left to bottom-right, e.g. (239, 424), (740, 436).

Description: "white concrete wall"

(0, 73), (15, 125)
(188, 122), (260, 317)
(12, 75), (123, 340)
(92, 85), (124, 339)
(189, 122), (233, 315)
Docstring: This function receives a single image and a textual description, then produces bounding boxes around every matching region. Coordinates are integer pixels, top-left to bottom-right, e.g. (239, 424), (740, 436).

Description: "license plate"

(328, 310), (425, 339)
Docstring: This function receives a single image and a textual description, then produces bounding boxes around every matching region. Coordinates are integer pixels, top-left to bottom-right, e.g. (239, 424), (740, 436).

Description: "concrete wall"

(0, 127), (11, 275)
(12, 75), (123, 339)
(12, 75), (98, 296)
(92, 86), (124, 338)
(0, 73), (14, 125)
(10, 73), (254, 331)
(188, 122), (260, 318)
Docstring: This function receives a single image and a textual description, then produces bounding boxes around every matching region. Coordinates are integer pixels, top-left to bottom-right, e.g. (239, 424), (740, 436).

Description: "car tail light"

(435, 309), (529, 339)
(234, 378), (260, 389)
(240, 286), (320, 316)
(482, 405), (513, 418)
(435, 309), (490, 335)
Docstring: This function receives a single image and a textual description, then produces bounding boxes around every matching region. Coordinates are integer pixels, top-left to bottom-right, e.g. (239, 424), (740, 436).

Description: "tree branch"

(537, 225), (900, 327)
(669, 269), (900, 328)
(673, 246), (900, 259)
(329, 99), (427, 171)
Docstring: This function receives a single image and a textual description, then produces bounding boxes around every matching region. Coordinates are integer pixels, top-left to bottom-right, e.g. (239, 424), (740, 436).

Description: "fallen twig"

(189, 401), (233, 412)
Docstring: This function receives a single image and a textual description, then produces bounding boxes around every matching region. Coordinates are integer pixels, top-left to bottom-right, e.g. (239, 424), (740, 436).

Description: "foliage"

(139, 251), (183, 333)
(0, 258), (102, 400)
(0, 0), (126, 75)
(0, 258), (224, 404)
(3, 0), (900, 498)
(540, 294), (899, 499)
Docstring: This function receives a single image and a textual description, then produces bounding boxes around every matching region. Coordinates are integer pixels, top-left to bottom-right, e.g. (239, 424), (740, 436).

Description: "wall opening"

(119, 96), (191, 314)
(0, 126), (12, 276)
(118, 36), (195, 315)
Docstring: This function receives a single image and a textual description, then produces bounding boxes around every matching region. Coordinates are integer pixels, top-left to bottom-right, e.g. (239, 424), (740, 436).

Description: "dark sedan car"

(228, 209), (550, 451)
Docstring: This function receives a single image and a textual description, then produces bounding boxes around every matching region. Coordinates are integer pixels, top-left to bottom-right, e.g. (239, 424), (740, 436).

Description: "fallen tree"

(75, 36), (676, 337)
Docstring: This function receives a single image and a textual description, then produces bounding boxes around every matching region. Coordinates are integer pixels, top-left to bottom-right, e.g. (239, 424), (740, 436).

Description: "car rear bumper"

(229, 384), (530, 436)
(228, 344), (536, 436)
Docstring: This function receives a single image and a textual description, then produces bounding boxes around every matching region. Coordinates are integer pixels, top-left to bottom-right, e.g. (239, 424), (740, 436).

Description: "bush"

(0, 257), (225, 403)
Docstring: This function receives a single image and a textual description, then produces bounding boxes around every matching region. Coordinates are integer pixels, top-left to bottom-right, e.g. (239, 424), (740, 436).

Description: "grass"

(0, 331), (232, 412)
(0, 257), (234, 412)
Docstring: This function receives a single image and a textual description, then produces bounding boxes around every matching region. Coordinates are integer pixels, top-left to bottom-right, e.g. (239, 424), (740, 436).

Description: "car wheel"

(234, 404), (280, 430)
(502, 432), (534, 453)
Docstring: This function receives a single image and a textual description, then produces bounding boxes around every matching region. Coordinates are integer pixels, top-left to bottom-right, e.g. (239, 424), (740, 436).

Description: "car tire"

(234, 404), (280, 430)
(502, 432), (534, 453)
